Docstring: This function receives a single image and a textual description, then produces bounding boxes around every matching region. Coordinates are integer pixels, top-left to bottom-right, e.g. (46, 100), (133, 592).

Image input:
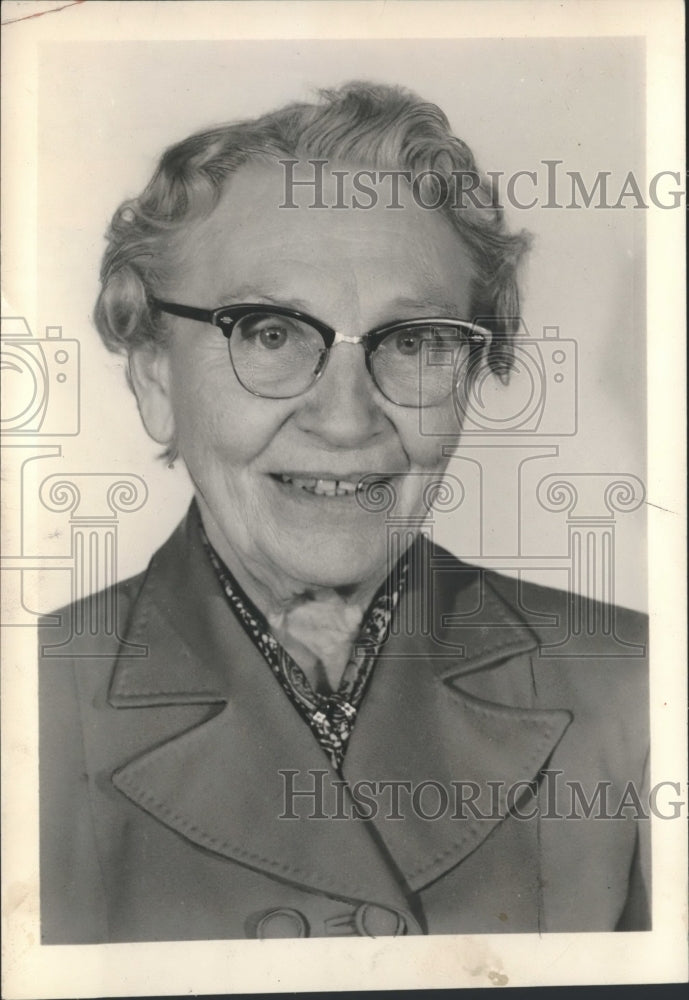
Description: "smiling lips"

(274, 473), (390, 498)
(275, 473), (362, 497)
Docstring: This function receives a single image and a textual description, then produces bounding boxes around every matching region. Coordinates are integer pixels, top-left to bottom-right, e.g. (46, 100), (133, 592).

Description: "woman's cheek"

(396, 407), (461, 470)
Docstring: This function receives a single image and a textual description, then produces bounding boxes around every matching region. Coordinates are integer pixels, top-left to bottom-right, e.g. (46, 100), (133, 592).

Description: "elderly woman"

(40, 83), (649, 942)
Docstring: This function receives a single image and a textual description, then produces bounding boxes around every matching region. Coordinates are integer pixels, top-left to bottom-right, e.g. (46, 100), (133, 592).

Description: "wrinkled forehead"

(176, 161), (476, 313)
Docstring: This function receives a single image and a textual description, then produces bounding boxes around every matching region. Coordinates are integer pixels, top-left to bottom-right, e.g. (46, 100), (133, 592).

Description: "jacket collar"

(109, 515), (540, 703)
(109, 507), (571, 915)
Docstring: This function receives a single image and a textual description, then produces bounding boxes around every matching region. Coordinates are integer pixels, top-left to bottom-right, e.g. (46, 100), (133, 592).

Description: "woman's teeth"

(277, 474), (361, 497)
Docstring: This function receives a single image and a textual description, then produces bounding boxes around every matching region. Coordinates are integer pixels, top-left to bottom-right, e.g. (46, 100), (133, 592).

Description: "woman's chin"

(267, 537), (391, 595)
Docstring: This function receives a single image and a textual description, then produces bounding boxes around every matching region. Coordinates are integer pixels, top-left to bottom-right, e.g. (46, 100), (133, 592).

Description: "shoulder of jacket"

(477, 568), (649, 732)
(428, 545), (647, 640)
(427, 546), (648, 693)
(38, 567), (148, 658)
(486, 570), (647, 644)
(429, 555), (650, 774)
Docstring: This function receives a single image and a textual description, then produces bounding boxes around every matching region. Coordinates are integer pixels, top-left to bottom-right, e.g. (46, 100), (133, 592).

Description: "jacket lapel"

(109, 511), (571, 908)
(342, 553), (572, 892)
(109, 513), (415, 917)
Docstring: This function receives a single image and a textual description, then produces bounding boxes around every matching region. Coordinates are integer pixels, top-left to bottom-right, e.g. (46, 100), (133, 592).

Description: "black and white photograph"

(1, 1), (686, 996)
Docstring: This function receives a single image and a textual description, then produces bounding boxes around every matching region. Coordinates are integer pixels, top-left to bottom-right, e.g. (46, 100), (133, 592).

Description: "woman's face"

(133, 163), (476, 597)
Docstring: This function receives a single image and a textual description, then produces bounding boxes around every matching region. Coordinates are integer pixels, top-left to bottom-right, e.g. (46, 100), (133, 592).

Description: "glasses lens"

(372, 324), (471, 406)
(229, 313), (325, 398)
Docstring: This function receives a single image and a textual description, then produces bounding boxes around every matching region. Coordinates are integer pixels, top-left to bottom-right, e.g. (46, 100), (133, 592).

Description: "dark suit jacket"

(39, 508), (650, 942)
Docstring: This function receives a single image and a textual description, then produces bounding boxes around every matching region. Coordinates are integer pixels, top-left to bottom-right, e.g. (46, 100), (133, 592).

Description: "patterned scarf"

(199, 517), (408, 770)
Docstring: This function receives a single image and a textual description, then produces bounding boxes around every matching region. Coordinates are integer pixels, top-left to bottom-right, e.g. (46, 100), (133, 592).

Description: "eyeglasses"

(152, 298), (489, 407)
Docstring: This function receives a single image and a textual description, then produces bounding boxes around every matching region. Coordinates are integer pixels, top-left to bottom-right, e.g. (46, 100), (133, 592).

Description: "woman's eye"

(239, 316), (294, 349)
(258, 325), (289, 349)
(395, 330), (424, 356)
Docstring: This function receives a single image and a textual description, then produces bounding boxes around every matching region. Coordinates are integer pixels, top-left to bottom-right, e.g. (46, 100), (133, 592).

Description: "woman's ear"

(128, 345), (176, 446)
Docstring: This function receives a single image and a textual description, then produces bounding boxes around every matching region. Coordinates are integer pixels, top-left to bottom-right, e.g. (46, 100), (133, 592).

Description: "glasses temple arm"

(151, 299), (218, 324)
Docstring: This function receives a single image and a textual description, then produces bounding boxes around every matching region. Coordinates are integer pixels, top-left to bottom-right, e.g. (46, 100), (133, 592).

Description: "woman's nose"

(293, 343), (388, 447)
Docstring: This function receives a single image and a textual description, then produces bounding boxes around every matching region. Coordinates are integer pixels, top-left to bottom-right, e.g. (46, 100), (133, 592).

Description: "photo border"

(2, 2), (686, 997)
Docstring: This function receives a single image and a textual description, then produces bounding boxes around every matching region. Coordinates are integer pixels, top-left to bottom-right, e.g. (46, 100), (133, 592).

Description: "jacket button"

(251, 908), (310, 939)
(325, 903), (407, 937)
(355, 903), (407, 937)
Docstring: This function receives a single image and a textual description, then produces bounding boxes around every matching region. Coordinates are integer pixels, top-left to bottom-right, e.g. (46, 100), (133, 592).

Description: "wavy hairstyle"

(95, 82), (531, 378)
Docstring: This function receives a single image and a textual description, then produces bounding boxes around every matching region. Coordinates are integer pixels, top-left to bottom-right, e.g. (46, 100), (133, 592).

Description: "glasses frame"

(152, 297), (490, 406)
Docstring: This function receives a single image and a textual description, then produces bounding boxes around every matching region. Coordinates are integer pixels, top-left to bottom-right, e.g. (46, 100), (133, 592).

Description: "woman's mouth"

(273, 474), (363, 498)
